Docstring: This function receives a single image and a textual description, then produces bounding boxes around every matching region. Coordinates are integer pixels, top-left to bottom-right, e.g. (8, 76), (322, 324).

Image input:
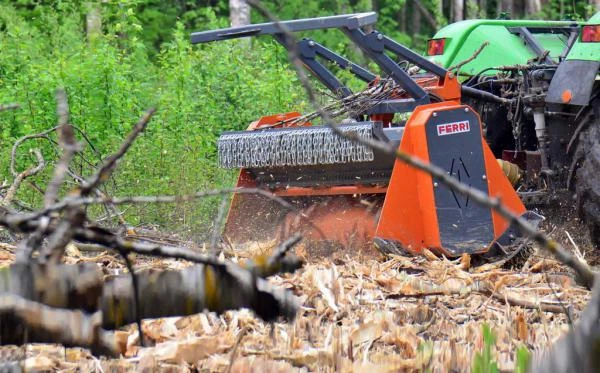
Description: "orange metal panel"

(374, 102), (458, 253)
(272, 185), (387, 197)
(482, 144), (527, 239)
(247, 111), (306, 130)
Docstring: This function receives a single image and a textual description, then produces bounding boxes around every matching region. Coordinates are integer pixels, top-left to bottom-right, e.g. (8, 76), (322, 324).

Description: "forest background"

(0, 0), (597, 239)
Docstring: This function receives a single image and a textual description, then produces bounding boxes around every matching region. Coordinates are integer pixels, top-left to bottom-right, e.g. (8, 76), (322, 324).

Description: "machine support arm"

(191, 14), (379, 98)
(296, 38), (376, 98)
(302, 39), (377, 83)
(191, 12), (511, 111)
(190, 12), (378, 44)
(342, 28), (430, 102)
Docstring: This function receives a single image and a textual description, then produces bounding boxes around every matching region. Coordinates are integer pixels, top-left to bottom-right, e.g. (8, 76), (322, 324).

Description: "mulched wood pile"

(0, 229), (592, 372)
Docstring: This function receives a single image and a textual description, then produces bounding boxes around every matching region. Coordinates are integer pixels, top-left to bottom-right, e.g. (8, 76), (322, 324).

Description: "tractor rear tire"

(575, 98), (600, 246)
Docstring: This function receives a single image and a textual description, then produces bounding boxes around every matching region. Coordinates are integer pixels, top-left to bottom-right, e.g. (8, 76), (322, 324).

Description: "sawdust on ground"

(0, 223), (593, 372)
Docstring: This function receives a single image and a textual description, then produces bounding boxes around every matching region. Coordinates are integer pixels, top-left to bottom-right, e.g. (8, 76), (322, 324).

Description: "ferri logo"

(436, 120), (470, 136)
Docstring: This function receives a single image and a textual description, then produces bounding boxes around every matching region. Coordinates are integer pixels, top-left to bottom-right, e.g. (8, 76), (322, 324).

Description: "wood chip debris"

(0, 242), (590, 372)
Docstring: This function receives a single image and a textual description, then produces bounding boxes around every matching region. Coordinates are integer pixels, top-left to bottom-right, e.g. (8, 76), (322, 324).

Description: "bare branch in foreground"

(0, 188), (323, 241)
(0, 97), (305, 356)
(531, 277), (600, 373)
(0, 294), (118, 357)
(0, 261), (298, 328)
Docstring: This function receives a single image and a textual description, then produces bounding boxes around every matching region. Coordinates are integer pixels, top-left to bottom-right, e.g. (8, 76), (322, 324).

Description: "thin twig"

(2, 149), (46, 206)
(122, 253), (145, 347)
(448, 41), (490, 73)
(44, 89), (81, 207)
(80, 108), (156, 195)
(210, 195), (229, 256)
(2, 188), (324, 241)
(0, 103), (20, 112)
(225, 326), (249, 373)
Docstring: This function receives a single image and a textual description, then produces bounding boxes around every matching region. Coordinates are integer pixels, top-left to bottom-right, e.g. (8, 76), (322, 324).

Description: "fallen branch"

(1, 149), (46, 207)
(0, 294), (117, 357)
(382, 277), (568, 314)
(0, 261), (298, 328)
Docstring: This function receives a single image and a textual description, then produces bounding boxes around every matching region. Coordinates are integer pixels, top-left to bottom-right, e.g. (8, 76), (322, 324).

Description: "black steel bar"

(306, 40), (377, 83)
(190, 12), (377, 44)
(298, 39), (352, 97)
(342, 28), (430, 101)
(461, 86), (512, 105)
(508, 27), (555, 65)
(560, 27), (580, 61)
(511, 26), (578, 35)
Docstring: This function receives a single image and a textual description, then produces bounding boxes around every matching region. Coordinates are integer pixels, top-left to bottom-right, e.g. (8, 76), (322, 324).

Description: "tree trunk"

(497, 0), (514, 17)
(413, 0), (438, 30)
(412, 1), (422, 42)
(466, 0), (478, 18)
(479, 0), (487, 17)
(525, 0), (542, 15)
(85, 2), (102, 41)
(595, 0), (600, 12)
(453, 0), (464, 21)
(400, 3), (407, 33)
(229, 0), (251, 27)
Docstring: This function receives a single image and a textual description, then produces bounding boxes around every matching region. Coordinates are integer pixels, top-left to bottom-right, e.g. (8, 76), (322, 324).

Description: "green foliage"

(0, 2), (303, 238)
(472, 324), (499, 373)
(514, 345), (531, 373)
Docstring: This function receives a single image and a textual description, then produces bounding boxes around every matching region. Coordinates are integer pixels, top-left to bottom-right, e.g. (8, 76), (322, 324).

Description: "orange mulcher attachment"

(373, 102), (528, 257)
(192, 13), (537, 257)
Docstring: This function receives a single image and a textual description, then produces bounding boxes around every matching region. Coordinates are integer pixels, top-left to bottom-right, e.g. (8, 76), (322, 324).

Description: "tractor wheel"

(575, 98), (600, 246)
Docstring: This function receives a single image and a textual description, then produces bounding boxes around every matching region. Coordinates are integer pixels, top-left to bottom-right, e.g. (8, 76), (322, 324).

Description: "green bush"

(0, 3), (304, 239)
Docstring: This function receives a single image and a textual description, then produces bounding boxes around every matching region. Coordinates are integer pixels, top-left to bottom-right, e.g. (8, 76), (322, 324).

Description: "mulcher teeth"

(217, 123), (376, 169)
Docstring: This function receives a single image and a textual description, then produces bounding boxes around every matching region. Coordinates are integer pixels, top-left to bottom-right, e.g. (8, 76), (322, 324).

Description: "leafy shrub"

(0, 2), (304, 239)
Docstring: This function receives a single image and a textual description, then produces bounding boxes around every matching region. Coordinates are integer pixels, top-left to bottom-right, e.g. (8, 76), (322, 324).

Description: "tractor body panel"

(567, 12), (600, 61)
(429, 20), (579, 76)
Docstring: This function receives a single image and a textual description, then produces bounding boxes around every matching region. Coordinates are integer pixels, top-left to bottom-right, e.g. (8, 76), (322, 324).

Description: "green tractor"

(427, 13), (600, 243)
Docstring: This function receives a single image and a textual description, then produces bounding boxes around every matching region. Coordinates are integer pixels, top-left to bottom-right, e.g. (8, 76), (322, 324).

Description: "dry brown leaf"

(382, 326), (418, 358)
(114, 330), (130, 356)
(459, 253), (471, 270)
(422, 249), (438, 261)
(352, 361), (399, 373)
(515, 311), (528, 342)
(23, 355), (57, 371)
(65, 348), (88, 362)
(230, 356), (300, 373)
(147, 336), (234, 364)
(271, 349), (334, 368)
(350, 322), (383, 346)
(530, 258), (561, 272)
(137, 351), (157, 372)
(315, 276), (339, 312)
